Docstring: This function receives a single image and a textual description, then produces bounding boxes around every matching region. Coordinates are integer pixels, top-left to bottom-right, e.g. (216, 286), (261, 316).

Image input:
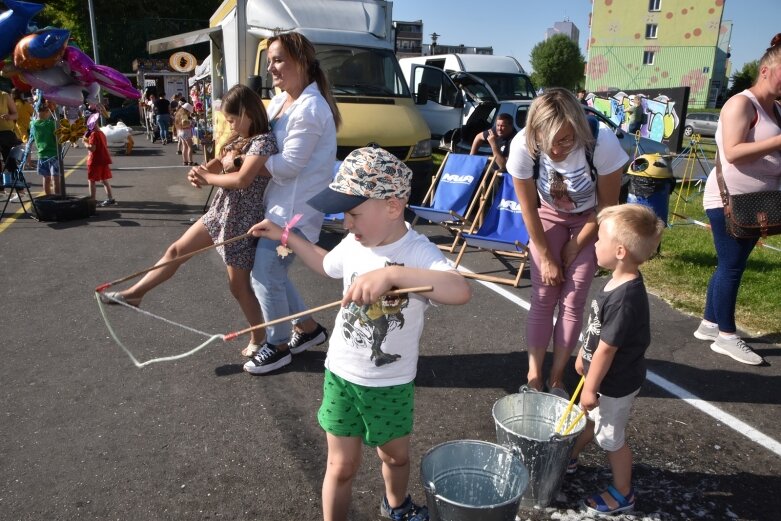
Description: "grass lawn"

(645, 188), (781, 340)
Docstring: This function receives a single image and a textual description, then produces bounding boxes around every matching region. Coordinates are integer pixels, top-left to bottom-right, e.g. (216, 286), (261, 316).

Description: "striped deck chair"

(322, 161), (344, 230)
(409, 152), (494, 252)
(453, 170), (530, 287)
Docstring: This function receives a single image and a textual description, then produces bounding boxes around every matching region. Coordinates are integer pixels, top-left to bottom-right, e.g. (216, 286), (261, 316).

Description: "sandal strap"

(606, 485), (634, 507)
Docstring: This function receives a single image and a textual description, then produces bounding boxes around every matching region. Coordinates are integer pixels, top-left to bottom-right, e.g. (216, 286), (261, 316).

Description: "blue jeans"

(703, 208), (758, 333)
(156, 114), (171, 142)
(250, 234), (311, 345)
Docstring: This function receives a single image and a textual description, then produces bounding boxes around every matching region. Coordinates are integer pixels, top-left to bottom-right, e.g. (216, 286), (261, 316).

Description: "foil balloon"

(0, 0), (44, 60)
(44, 84), (86, 107)
(20, 65), (72, 90)
(0, 59), (32, 91)
(14, 28), (70, 71)
(92, 64), (140, 99)
(55, 117), (87, 144)
(63, 46), (96, 85)
(84, 81), (100, 103)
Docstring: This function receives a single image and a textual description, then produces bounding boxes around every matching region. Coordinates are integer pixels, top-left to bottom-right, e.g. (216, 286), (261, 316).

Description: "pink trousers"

(526, 205), (597, 351)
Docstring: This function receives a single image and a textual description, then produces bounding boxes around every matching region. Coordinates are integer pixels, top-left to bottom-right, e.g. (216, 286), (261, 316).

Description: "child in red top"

(82, 113), (115, 207)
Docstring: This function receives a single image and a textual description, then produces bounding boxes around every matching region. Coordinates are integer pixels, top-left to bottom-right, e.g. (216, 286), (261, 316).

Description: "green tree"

(726, 60), (759, 100)
(33, 1), (220, 70)
(529, 34), (585, 90)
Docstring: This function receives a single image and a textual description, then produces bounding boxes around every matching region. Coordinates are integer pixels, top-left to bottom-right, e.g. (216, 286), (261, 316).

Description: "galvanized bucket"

(421, 439), (529, 521)
(492, 389), (587, 508)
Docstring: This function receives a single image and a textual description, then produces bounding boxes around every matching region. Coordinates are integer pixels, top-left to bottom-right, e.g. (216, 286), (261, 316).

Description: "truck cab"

(149, 0), (433, 202)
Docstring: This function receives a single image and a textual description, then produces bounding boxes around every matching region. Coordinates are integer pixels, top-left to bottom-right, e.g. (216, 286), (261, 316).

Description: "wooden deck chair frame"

(452, 170), (530, 287)
(410, 152), (496, 253)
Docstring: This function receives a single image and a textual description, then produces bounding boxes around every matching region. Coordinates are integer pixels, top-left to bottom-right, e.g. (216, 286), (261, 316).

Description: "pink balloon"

(63, 46), (96, 85)
(92, 64), (139, 99)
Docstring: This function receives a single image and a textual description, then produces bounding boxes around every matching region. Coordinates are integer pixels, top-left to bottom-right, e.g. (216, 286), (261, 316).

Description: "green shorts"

(318, 369), (414, 447)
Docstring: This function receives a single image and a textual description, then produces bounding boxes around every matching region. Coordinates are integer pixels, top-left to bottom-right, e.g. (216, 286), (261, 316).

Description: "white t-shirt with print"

(506, 125), (629, 213)
(322, 227), (453, 387)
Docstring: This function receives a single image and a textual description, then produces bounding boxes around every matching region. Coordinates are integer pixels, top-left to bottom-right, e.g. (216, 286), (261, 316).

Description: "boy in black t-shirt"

(568, 204), (664, 516)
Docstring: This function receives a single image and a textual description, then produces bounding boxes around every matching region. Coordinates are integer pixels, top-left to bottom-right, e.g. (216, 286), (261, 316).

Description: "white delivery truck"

(148, 0), (433, 201)
(398, 53), (536, 145)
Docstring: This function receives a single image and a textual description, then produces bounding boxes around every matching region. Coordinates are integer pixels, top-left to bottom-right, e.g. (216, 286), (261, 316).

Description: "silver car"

(683, 112), (718, 137)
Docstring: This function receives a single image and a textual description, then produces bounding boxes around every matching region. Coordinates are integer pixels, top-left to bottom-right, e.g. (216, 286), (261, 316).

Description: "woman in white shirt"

(244, 32), (342, 375)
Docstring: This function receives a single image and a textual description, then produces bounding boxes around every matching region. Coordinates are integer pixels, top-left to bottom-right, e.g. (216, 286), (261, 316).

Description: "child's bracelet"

(276, 213), (303, 258)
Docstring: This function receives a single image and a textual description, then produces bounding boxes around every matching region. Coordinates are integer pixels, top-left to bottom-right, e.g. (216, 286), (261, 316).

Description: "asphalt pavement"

(1, 132), (779, 521)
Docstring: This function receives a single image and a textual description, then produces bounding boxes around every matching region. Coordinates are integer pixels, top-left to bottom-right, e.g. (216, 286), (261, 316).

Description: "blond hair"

(759, 33), (781, 71)
(524, 87), (596, 157)
(598, 204), (664, 263)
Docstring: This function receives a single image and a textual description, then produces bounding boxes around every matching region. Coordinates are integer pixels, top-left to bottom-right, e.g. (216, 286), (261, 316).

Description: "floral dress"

(202, 133), (278, 269)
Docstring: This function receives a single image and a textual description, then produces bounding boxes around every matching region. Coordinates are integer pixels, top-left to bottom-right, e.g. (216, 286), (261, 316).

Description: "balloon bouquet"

(0, 0), (140, 149)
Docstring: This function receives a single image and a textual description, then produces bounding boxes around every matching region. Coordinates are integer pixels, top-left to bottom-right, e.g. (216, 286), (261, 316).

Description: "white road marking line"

(457, 265), (781, 458)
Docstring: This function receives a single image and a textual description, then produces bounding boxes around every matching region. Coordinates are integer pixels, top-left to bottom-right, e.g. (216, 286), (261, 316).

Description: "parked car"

(452, 102), (671, 159)
(683, 112), (718, 137)
(108, 100), (142, 127)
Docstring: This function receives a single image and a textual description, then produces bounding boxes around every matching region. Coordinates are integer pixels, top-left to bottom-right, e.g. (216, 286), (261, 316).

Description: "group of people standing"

(95, 29), (780, 521)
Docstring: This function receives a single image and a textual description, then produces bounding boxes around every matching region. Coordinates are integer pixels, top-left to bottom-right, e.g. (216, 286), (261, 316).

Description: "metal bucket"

(421, 440), (529, 521)
(492, 390), (587, 508)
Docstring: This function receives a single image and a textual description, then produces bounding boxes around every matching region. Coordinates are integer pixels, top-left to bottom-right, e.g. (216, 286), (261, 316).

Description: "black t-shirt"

(582, 274), (651, 397)
(154, 98), (171, 116)
(482, 128), (517, 157)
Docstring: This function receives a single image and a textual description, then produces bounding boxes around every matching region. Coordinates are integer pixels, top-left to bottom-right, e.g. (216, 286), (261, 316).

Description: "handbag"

(715, 152), (781, 239)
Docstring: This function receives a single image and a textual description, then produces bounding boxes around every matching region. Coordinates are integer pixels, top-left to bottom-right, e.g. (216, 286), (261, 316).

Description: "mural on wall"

(586, 86), (690, 152)
(585, 0), (727, 109)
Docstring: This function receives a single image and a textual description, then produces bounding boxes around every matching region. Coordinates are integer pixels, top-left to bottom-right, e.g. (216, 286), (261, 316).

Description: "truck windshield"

(470, 72), (536, 101)
(317, 45), (411, 98)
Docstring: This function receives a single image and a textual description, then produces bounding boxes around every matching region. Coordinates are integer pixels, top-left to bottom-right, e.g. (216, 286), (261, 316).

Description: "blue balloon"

(0, 0), (44, 61)
(27, 28), (70, 58)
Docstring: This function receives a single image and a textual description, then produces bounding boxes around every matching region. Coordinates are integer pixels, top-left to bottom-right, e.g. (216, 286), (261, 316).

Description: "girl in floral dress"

(101, 85), (277, 356)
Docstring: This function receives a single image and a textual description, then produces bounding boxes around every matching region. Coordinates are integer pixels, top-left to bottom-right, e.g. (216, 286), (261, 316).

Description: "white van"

(399, 53), (536, 143)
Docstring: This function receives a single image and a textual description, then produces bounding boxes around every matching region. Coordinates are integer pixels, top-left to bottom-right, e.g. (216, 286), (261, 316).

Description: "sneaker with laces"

(289, 323), (328, 355)
(243, 343), (292, 374)
(98, 198), (116, 207)
(380, 495), (428, 521)
(710, 336), (764, 365)
(693, 320), (718, 341)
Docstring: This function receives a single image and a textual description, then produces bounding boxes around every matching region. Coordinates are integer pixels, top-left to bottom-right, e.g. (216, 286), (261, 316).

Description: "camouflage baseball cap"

(307, 147), (412, 214)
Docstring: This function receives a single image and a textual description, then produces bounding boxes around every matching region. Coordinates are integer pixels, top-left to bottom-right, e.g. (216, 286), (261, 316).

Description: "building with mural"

(585, 0), (732, 109)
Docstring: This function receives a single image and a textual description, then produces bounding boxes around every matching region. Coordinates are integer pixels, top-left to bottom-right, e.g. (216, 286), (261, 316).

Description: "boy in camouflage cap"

(248, 146), (471, 521)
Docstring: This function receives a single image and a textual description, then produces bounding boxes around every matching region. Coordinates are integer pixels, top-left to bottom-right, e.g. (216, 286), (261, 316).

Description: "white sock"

(719, 333), (739, 340)
(701, 320), (717, 328)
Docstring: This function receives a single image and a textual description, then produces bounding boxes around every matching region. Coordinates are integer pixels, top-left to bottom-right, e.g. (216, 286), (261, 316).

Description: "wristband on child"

(276, 213), (303, 258)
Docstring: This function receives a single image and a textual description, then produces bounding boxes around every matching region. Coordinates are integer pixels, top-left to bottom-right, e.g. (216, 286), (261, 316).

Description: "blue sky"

(391, 0), (777, 75)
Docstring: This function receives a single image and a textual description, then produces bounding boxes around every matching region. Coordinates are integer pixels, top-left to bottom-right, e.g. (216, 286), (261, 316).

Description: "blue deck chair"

(453, 170), (530, 287)
(409, 152), (493, 252)
(322, 161), (345, 230)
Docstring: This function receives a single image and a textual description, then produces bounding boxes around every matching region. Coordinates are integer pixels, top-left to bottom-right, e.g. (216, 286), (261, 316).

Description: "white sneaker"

(710, 336), (764, 365)
(9, 194), (21, 203)
(693, 320), (718, 341)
